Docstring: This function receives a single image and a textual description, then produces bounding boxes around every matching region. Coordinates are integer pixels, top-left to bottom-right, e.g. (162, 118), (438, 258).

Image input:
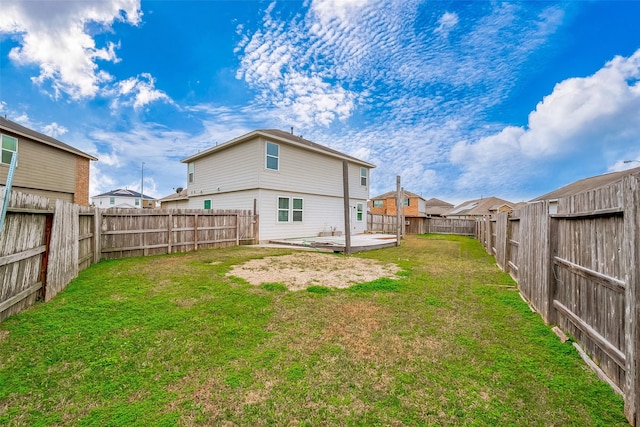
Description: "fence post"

(623, 174), (640, 425)
(194, 213), (199, 251)
(236, 214), (240, 246)
(39, 213), (53, 300)
(547, 211), (558, 326)
(167, 212), (173, 254)
(93, 207), (101, 264)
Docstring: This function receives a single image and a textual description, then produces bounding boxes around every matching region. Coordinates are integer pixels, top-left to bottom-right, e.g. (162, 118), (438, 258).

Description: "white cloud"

(110, 73), (173, 110)
(42, 122), (68, 138)
(0, 0), (142, 99)
(434, 12), (459, 37)
(235, 0), (563, 131)
(450, 48), (640, 193)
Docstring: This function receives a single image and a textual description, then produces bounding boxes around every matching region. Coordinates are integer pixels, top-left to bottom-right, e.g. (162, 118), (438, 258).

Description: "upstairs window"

(109, 197), (115, 205)
(404, 198), (410, 206)
(135, 198), (140, 206)
(1, 134), (18, 165)
(360, 167), (367, 186)
(188, 162), (195, 183)
(266, 142), (279, 170)
(373, 200), (383, 208)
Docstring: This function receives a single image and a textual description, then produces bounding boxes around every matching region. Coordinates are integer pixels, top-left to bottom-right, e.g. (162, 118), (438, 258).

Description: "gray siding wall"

(1, 136), (77, 198)
(187, 139), (262, 197)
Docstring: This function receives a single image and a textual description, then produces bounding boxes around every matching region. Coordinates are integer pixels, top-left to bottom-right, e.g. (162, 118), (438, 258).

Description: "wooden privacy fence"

(0, 189), (257, 322)
(476, 172), (640, 426)
(99, 208), (256, 260)
(367, 213), (397, 233)
(367, 213), (476, 236)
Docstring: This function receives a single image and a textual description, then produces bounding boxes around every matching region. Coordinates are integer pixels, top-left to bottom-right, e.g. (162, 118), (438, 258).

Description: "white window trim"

(360, 167), (367, 186)
(204, 199), (212, 209)
(277, 196), (303, 223)
(356, 203), (364, 222)
(1, 133), (18, 166)
(188, 162), (195, 183)
(266, 141), (279, 171)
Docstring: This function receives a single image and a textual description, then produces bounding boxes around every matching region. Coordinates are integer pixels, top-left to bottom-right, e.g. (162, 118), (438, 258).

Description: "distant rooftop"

(93, 188), (154, 199)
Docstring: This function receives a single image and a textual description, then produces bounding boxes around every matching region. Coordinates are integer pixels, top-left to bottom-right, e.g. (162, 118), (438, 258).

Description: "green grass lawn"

(0, 235), (627, 426)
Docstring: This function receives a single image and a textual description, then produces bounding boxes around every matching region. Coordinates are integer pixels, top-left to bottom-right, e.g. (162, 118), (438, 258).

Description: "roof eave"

(181, 130), (375, 168)
(0, 123), (98, 161)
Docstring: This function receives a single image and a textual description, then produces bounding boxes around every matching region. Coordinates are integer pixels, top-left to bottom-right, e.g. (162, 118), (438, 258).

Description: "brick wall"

(74, 157), (91, 206)
(369, 196), (420, 216)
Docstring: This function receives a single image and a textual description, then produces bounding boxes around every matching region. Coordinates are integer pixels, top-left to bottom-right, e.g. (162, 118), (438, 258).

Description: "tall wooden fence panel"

(0, 189), (51, 321)
(45, 200), (80, 302)
(99, 208), (256, 260)
(427, 218), (476, 235)
(476, 173), (640, 425)
(552, 178), (632, 418)
(517, 201), (553, 322)
(78, 207), (97, 272)
(507, 214), (520, 281)
(1, 192), (258, 321)
(367, 213), (397, 233)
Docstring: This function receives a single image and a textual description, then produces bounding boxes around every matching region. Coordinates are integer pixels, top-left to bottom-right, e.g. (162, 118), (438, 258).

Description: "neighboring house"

(158, 188), (188, 209)
(424, 198), (454, 217)
(180, 129), (375, 242)
(0, 116), (97, 206)
(369, 190), (441, 234)
(92, 189), (156, 209)
(445, 196), (515, 219)
(369, 190), (427, 217)
(530, 166), (640, 214)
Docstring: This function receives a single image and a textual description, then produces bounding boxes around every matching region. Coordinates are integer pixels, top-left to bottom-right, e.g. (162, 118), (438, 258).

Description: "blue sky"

(1, 0), (640, 205)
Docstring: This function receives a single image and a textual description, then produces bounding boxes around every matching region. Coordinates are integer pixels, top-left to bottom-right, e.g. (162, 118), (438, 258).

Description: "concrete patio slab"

(264, 233), (398, 253)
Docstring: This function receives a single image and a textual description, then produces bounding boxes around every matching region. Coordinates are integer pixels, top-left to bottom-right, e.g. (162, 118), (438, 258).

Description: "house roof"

(424, 197), (453, 207)
(0, 117), (98, 161)
(92, 188), (155, 200)
(158, 189), (188, 202)
(181, 129), (375, 168)
(530, 167), (640, 201)
(445, 196), (514, 217)
(424, 198), (453, 216)
(371, 190), (425, 200)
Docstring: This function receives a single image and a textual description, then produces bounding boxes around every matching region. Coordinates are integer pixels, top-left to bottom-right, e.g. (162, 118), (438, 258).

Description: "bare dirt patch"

(227, 252), (401, 291)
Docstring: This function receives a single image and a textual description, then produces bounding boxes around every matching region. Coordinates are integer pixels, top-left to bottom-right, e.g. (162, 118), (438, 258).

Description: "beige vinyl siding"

(348, 163), (369, 200)
(258, 190), (346, 241)
(0, 137), (76, 194)
(187, 140), (262, 197)
(259, 139), (350, 197)
(160, 199), (190, 209)
(187, 189), (259, 211)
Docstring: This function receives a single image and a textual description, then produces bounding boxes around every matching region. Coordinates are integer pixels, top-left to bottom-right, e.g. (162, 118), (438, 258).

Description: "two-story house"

(1, 117), (97, 206)
(369, 190), (432, 233)
(369, 190), (428, 217)
(91, 188), (156, 209)
(179, 129), (375, 242)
